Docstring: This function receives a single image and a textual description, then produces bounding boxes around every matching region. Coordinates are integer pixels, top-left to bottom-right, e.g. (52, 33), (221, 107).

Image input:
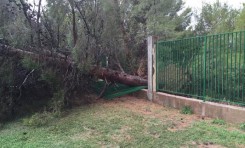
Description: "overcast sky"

(184, 0), (244, 10)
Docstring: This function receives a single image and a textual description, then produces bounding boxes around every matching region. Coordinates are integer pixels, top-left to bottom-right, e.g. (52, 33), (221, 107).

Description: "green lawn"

(0, 97), (244, 148)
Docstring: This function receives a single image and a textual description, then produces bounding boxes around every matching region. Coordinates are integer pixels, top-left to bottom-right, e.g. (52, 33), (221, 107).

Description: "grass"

(0, 97), (244, 148)
(241, 123), (245, 131)
(212, 118), (226, 125)
(180, 106), (193, 115)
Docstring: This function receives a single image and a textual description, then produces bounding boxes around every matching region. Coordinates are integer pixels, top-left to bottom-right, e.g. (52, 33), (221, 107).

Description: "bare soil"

(98, 96), (211, 131)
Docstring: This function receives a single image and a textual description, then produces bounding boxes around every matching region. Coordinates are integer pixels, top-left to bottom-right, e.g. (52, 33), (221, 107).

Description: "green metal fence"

(156, 31), (245, 106)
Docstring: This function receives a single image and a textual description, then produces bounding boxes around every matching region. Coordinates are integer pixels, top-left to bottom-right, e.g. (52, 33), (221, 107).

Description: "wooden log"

(0, 44), (147, 86)
(91, 67), (147, 86)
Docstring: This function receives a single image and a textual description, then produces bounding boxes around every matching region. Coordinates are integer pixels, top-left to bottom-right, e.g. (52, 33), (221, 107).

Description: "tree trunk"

(68, 0), (78, 47)
(0, 44), (147, 86)
(37, 0), (42, 47)
(19, 0), (34, 45)
(113, 0), (131, 56)
(91, 67), (147, 86)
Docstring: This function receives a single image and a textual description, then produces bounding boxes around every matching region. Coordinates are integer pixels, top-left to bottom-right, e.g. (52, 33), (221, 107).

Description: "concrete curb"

(134, 89), (245, 123)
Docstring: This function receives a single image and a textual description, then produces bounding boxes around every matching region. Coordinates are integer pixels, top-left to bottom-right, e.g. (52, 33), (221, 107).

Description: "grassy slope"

(0, 97), (244, 148)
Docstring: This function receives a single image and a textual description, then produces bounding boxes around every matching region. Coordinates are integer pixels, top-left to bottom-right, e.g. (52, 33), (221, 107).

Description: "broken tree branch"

(0, 43), (147, 87)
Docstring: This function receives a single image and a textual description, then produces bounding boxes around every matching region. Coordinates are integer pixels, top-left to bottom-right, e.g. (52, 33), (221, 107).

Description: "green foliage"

(235, 4), (245, 31)
(0, 58), (14, 85)
(49, 90), (65, 117)
(240, 123), (245, 131)
(212, 119), (226, 125)
(7, 17), (32, 47)
(21, 57), (40, 70)
(181, 106), (193, 114)
(22, 112), (53, 127)
(40, 69), (60, 90)
(195, 1), (239, 35)
(0, 57), (15, 121)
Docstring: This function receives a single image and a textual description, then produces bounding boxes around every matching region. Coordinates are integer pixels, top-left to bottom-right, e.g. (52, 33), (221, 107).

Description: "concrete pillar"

(147, 36), (158, 101)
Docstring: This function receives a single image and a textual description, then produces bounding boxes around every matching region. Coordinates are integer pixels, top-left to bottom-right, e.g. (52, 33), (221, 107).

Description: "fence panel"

(156, 31), (245, 105)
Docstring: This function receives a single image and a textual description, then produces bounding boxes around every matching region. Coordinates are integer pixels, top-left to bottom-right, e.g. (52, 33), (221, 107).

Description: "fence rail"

(156, 31), (245, 105)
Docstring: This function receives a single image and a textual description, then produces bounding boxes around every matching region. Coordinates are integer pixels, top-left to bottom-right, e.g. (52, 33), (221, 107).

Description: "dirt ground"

(97, 96), (232, 148)
(98, 96), (209, 131)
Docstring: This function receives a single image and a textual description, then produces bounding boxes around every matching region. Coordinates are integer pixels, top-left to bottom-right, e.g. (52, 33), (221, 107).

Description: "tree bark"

(91, 67), (147, 86)
(113, 0), (131, 56)
(19, 0), (34, 45)
(37, 0), (42, 47)
(0, 44), (147, 87)
(68, 0), (78, 47)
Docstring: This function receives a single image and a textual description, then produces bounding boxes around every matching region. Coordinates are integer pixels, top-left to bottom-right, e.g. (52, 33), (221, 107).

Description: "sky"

(182, 0), (244, 27)
(184, 0), (244, 10)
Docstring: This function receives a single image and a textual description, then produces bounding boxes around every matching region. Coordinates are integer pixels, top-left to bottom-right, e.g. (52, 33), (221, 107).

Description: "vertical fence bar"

(243, 31), (245, 102)
(198, 37), (201, 96)
(212, 35), (215, 98)
(216, 35), (219, 97)
(156, 41), (159, 92)
(200, 37), (203, 97)
(235, 32), (238, 101)
(167, 42), (170, 91)
(214, 35), (217, 97)
(221, 34), (224, 96)
(225, 34), (230, 99)
(203, 36), (207, 101)
(175, 41), (178, 92)
(232, 33), (234, 101)
(177, 41), (180, 93)
(170, 41), (173, 91)
(164, 42), (167, 90)
(207, 36), (210, 98)
(191, 38), (194, 94)
(181, 40), (184, 94)
(193, 38), (196, 95)
(220, 34), (223, 96)
(238, 32), (242, 100)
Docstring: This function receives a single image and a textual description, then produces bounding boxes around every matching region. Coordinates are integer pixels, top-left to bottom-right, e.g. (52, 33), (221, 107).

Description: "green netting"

(92, 81), (147, 99)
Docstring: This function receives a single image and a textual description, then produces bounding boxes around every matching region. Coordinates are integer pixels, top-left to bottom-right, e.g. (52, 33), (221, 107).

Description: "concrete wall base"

(134, 90), (245, 124)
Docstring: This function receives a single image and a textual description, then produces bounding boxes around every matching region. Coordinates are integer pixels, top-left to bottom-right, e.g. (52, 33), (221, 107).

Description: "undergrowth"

(22, 111), (54, 127)
(212, 119), (226, 125)
(240, 123), (245, 131)
(181, 106), (193, 114)
(21, 56), (40, 70)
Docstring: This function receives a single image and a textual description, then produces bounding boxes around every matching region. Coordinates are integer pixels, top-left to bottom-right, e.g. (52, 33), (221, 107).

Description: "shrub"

(49, 90), (65, 117)
(240, 123), (245, 131)
(0, 58), (15, 121)
(181, 106), (193, 115)
(22, 112), (53, 127)
(212, 119), (226, 125)
(21, 57), (40, 70)
(40, 69), (60, 91)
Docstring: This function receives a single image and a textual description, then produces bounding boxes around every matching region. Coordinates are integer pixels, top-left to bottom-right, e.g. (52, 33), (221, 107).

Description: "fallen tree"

(0, 44), (147, 86)
(91, 67), (147, 86)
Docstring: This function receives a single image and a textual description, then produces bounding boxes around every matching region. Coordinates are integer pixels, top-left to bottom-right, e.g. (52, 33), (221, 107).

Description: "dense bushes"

(0, 54), (91, 122)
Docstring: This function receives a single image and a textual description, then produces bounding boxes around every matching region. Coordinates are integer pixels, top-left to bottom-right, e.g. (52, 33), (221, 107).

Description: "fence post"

(148, 36), (158, 101)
